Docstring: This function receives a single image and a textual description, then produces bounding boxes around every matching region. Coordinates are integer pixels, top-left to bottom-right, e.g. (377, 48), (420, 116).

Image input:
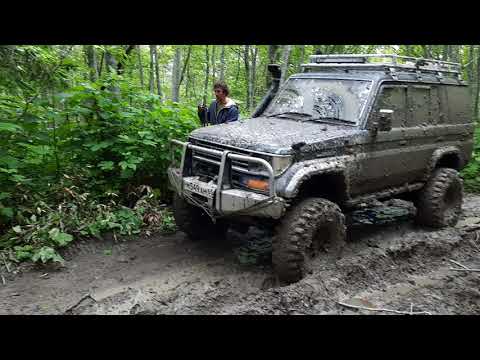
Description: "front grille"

(189, 139), (269, 194)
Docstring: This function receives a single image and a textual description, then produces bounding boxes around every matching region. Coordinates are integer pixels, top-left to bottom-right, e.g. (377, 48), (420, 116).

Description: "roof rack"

(301, 54), (462, 80)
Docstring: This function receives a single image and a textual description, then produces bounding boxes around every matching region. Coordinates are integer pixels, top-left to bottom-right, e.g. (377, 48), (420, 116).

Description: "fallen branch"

(448, 259), (480, 272)
(449, 268), (480, 273)
(1, 253), (11, 273)
(472, 231), (480, 253)
(449, 259), (469, 269)
(337, 301), (432, 315)
(64, 293), (96, 314)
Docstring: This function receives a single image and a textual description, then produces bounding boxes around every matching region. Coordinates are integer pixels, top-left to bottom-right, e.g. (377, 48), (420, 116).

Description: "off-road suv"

(168, 54), (474, 284)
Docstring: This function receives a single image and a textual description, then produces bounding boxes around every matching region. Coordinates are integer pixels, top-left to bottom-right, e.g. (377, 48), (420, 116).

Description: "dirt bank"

(1, 195), (480, 315)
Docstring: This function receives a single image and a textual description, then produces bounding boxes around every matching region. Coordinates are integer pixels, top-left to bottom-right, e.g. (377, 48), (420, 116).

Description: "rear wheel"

(415, 167), (463, 228)
(272, 198), (346, 285)
(172, 194), (228, 241)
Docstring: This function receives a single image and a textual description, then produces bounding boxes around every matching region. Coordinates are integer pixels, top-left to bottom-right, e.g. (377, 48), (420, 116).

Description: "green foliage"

(31, 246), (64, 264)
(462, 124), (480, 192)
(160, 210), (176, 233)
(1, 44), (480, 263)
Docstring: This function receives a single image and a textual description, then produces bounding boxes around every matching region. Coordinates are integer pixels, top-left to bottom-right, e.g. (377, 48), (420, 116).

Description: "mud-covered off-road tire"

(172, 194), (228, 241)
(416, 167), (463, 228)
(272, 198), (347, 285)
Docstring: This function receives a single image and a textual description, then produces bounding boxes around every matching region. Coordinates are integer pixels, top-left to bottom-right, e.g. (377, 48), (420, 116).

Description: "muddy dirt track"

(2, 195), (480, 315)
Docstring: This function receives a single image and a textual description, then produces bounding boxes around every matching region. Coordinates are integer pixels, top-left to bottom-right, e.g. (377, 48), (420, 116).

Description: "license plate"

(183, 178), (217, 199)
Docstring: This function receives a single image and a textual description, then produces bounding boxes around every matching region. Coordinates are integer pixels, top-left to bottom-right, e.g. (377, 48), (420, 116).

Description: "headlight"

(248, 155), (293, 177)
(271, 155), (293, 176)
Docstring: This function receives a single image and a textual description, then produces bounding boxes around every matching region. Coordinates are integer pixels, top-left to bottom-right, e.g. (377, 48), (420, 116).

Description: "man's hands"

(198, 104), (208, 126)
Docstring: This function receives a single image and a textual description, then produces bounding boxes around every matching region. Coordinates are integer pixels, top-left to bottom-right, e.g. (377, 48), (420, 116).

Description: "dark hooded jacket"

(199, 98), (239, 125)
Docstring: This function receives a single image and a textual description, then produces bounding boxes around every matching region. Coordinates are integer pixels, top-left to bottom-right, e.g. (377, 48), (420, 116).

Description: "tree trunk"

(298, 45), (306, 72)
(211, 45), (216, 80)
(244, 45), (251, 111)
(105, 49), (120, 95)
(171, 46), (182, 102)
(475, 46), (480, 120)
(105, 50), (117, 71)
(136, 45), (144, 89)
(467, 45), (474, 98)
(422, 45), (432, 58)
(219, 45), (226, 81)
(97, 51), (104, 77)
(250, 46), (258, 111)
(153, 46), (162, 100)
(149, 45), (155, 94)
(450, 45), (459, 63)
(442, 45), (449, 61)
(178, 45), (192, 89)
(84, 45), (98, 82)
(280, 45), (292, 84)
(266, 45), (279, 87)
(235, 46), (241, 82)
(203, 45), (210, 105)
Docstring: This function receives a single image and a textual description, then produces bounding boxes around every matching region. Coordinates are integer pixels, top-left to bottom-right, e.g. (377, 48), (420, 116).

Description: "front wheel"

(272, 198), (346, 285)
(172, 194), (228, 241)
(415, 167), (463, 228)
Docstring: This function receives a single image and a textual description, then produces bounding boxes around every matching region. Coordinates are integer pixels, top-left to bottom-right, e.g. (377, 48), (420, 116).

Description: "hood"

(189, 116), (363, 155)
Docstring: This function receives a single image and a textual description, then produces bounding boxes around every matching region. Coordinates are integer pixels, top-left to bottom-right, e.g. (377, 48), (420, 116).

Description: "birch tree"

(137, 45), (144, 88)
(219, 45), (226, 81)
(171, 46), (182, 102)
(153, 46), (162, 100)
(84, 45), (98, 82)
(149, 45), (155, 93)
(280, 45), (292, 84)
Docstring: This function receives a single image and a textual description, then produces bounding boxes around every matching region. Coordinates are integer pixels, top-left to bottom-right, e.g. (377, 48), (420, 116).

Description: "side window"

(444, 85), (471, 124)
(408, 85), (432, 126)
(371, 85), (408, 128)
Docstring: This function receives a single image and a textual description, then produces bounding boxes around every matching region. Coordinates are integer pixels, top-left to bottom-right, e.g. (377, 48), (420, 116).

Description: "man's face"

(214, 87), (226, 102)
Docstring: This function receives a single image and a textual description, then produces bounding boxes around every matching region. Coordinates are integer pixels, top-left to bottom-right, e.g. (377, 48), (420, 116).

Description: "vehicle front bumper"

(168, 140), (286, 219)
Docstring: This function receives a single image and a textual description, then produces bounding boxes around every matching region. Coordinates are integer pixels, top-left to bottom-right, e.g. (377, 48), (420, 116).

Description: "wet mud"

(1, 195), (480, 315)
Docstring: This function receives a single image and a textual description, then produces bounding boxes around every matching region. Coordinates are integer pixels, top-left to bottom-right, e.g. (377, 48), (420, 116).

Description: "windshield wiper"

(304, 117), (356, 125)
(267, 111), (312, 119)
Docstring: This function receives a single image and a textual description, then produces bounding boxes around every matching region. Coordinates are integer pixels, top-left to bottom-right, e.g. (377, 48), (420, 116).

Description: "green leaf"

(98, 161), (114, 171)
(12, 225), (22, 233)
(87, 141), (113, 152)
(0, 192), (10, 200)
(0, 207), (14, 219)
(32, 247), (64, 264)
(51, 232), (73, 247)
(0, 122), (22, 132)
(14, 245), (34, 261)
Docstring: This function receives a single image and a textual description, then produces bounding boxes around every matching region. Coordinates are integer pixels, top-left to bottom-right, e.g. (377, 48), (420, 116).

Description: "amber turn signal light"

(246, 179), (269, 191)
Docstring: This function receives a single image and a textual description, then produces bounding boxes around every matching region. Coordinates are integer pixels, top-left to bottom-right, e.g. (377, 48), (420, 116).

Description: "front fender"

(276, 156), (351, 198)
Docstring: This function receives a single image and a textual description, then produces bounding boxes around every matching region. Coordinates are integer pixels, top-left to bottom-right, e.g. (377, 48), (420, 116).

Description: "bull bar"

(168, 139), (285, 219)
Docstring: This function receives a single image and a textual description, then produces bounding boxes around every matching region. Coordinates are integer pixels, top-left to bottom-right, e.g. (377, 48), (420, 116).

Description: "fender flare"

(276, 157), (350, 199)
(426, 146), (464, 177)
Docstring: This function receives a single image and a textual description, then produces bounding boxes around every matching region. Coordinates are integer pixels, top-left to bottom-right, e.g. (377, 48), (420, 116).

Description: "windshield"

(264, 78), (372, 125)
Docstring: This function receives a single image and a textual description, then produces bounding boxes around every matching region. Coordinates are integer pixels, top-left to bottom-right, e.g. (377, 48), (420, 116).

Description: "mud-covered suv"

(168, 54), (474, 284)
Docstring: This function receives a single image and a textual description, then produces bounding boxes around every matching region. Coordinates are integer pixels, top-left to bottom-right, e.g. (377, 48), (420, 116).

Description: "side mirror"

(369, 109), (393, 136)
(378, 109), (393, 132)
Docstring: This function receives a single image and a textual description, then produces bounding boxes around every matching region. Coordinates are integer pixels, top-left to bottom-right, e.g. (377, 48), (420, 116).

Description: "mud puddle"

(1, 195), (480, 315)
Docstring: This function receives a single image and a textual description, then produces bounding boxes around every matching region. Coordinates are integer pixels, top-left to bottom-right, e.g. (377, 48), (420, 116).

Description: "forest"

(1, 44), (479, 264)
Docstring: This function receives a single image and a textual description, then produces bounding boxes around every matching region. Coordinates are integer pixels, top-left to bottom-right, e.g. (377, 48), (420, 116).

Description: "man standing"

(198, 81), (239, 125)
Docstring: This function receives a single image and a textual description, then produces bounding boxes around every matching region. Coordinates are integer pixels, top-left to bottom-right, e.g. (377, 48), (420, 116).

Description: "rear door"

(351, 83), (439, 195)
